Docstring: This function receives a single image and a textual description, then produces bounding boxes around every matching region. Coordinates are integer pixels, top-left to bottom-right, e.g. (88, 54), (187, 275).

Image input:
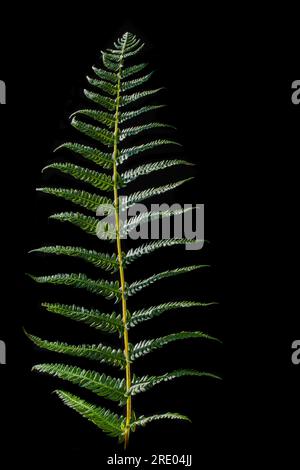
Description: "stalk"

(112, 33), (132, 449)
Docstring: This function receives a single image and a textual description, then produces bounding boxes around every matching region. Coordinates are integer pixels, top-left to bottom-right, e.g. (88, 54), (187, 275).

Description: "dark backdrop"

(0, 5), (299, 468)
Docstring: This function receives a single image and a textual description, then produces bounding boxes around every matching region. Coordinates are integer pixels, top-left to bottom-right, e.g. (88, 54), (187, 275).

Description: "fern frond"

(128, 301), (216, 328)
(37, 187), (112, 213)
(30, 246), (119, 272)
(121, 159), (193, 184)
(122, 72), (154, 91)
(114, 35), (141, 53)
(122, 42), (145, 58)
(120, 122), (174, 141)
(102, 52), (119, 72)
(86, 77), (117, 95)
(55, 390), (125, 438)
(122, 63), (148, 79)
(127, 265), (208, 297)
(132, 413), (190, 428)
(121, 88), (163, 106)
(49, 212), (98, 235)
(28, 31), (220, 446)
(92, 66), (118, 83)
(84, 89), (116, 111)
(118, 140), (181, 164)
(33, 364), (126, 403)
(130, 370), (220, 396)
(54, 142), (113, 170)
(26, 332), (126, 368)
(126, 178), (193, 207)
(119, 105), (165, 124)
(123, 206), (193, 235)
(106, 44), (145, 60)
(71, 118), (114, 147)
(41, 302), (123, 334)
(131, 331), (220, 360)
(29, 273), (121, 301)
(124, 239), (199, 265)
(42, 163), (114, 192)
(70, 109), (115, 128)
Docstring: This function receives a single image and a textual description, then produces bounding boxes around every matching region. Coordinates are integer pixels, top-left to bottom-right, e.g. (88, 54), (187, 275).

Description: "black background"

(0, 4), (299, 467)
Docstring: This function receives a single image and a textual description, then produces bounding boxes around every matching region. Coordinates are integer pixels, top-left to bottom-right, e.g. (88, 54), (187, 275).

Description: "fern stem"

(112, 33), (132, 449)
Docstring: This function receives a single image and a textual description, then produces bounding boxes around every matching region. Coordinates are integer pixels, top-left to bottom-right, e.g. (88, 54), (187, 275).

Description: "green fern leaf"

(122, 72), (154, 91)
(102, 52), (119, 72)
(49, 212), (99, 235)
(130, 369), (220, 396)
(122, 62), (148, 79)
(33, 364), (126, 402)
(30, 246), (119, 272)
(37, 187), (112, 213)
(26, 332), (126, 368)
(131, 331), (220, 360)
(128, 301), (216, 328)
(84, 89), (116, 111)
(119, 105), (165, 124)
(71, 118), (114, 147)
(115, 33), (140, 52)
(132, 413), (190, 428)
(70, 109), (115, 129)
(28, 31), (220, 446)
(121, 88), (163, 106)
(124, 239), (200, 265)
(54, 142), (113, 169)
(122, 42), (145, 58)
(118, 140), (181, 164)
(41, 302), (123, 333)
(123, 206), (193, 236)
(42, 163), (114, 192)
(126, 178), (193, 207)
(55, 390), (125, 438)
(92, 66), (118, 83)
(120, 122), (174, 141)
(127, 265), (208, 297)
(86, 76), (117, 95)
(29, 273), (121, 301)
(121, 159), (193, 184)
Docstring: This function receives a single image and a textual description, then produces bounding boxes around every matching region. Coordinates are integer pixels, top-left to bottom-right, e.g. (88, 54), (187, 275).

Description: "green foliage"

(126, 178), (193, 207)
(132, 413), (191, 428)
(55, 390), (125, 439)
(121, 159), (193, 184)
(43, 163), (115, 191)
(37, 187), (112, 212)
(128, 300), (217, 328)
(127, 265), (209, 296)
(131, 331), (220, 360)
(33, 364), (126, 403)
(54, 142), (113, 169)
(27, 32), (220, 447)
(49, 212), (99, 235)
(118, 139), (181, 164)
(130, 370), (221, 396)
(30, 246), (119, 271)
(26, 332), (126, 368)
(124, 239), (200, 265)
(29, 273), (121, 300)
(41, 302), (123, 333)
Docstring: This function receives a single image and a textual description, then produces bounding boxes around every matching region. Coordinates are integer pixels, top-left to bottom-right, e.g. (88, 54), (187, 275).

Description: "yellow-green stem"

(112, 35), (132, 449)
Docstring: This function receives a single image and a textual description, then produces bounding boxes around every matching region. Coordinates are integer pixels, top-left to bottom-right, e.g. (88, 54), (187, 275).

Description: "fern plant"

(27, 32), (220, 448)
